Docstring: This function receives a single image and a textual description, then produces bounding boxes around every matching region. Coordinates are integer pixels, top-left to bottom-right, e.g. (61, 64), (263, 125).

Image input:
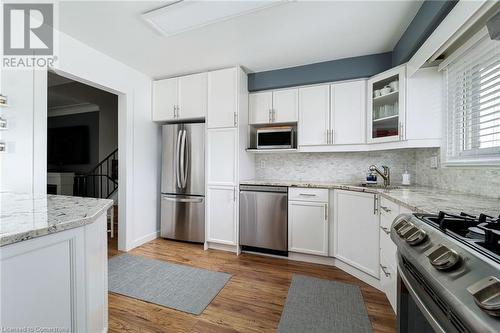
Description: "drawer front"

(380, 230), (397, 270)
(289, 187), (328, 202)
(379, 197), (399, 228)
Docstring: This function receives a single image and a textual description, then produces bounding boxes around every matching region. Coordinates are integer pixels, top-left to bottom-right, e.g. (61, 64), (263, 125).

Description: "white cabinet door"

(208, 68), (237, 128)
(207, 185), (237, 245)
(289, 201), (328, 256)
(178, 72), (207, 119)
(273, 88), (298, 123)
(331, 80), (365, 144)
(334, 190), (379, 277)
(298, 85), (330, 146)
(367, 65), (406, 143)
(152, 78), (178, 121)
(207, 128), (237, 185)
(249, 91), (272, 124)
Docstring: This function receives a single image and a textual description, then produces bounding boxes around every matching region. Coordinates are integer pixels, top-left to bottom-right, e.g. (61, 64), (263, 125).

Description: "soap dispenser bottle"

(402, 164), (411, 186)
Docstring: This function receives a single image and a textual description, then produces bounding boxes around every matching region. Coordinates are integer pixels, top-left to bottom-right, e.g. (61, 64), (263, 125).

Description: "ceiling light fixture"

(142, 0), (286, 37)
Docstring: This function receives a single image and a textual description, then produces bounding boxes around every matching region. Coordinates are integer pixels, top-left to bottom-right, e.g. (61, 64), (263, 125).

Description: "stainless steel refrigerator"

(161, 122), (205, 243)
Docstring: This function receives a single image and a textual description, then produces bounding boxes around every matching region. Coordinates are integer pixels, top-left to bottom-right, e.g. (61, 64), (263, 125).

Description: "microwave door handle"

(176, 129), (182, 189)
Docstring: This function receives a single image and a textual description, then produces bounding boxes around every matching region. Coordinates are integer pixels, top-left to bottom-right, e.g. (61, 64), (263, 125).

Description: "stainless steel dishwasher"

(239, 185), (288, 255)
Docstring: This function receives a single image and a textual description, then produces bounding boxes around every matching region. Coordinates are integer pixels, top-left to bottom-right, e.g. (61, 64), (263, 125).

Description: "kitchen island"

(0, 192), (113, 332)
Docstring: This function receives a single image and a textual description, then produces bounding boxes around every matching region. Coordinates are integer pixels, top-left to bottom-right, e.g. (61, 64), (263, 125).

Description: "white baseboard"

(206, 242), (238, 253)
(132, 230), (159, 248)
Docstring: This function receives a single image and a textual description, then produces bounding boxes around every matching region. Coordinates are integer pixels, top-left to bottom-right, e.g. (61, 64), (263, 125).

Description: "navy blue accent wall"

(392, 0), (457, 66)
(248, 52), (392, 91)
(248, 0), (457, 91)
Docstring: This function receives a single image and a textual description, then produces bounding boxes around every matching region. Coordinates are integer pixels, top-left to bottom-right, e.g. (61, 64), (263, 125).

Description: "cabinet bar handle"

(380, 265), (391, 277)
(380, 226), (390, 235)
(299, 193), (316, 197)
(373, 195), (379, 215)
(380, 206), (391, 213)
(269, 109), (272, 123)
(325, 205), (328, 220)
(234, 112), (238, 127)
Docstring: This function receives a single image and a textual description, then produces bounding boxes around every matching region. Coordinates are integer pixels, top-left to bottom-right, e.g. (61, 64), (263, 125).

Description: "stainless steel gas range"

(391, 211), (500, 333)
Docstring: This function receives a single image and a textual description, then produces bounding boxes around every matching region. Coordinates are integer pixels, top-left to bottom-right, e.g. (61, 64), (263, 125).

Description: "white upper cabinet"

(152, 77), (178, 121)
(249, 91), (272, 124)
(152, 72), (207, 122)
(405, 67), (442, 141)
(333, 190), (380, 278)
(208, 68), (238, 128)
(249, 88), (298, 124)
(272, 88), (298, 123)
(331, 80), (366, 144)
(298, 84), (330, 146)
(207, 128), (237, 186)
(367, 65), (406, 143)
(178, 72), (207, 119)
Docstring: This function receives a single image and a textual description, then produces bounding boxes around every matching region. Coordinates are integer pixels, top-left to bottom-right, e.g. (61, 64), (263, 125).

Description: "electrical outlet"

(430, 156), (438, 169)
(260, 160), (265, 169)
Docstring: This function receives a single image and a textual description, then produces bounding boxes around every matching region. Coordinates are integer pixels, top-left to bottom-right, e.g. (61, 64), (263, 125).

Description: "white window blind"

(444, 35), (500, 164)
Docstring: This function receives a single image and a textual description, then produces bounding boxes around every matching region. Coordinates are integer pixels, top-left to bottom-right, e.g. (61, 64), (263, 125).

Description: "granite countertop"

(1, 192), (113, 247)
(240, 180), (500, 217)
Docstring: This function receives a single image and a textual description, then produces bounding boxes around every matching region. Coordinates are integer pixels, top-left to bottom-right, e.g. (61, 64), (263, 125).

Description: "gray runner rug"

(108, 253), (231, 315)
(278, 274), (373, 333)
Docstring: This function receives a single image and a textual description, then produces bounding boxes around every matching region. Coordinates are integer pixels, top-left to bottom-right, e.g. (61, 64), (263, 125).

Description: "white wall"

(1, 30), (160, 251)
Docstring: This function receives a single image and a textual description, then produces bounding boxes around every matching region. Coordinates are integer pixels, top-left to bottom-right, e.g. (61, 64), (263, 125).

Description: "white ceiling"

(58, 1), (422, 79)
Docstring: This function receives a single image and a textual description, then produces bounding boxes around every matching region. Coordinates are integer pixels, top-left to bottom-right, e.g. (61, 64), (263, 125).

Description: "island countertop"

(0, 192), (113, 247)
(240, 180), (500, 217)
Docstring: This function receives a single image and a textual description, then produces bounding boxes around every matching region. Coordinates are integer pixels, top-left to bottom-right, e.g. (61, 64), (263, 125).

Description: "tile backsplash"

(253, 148), (500, 198)
(414, 148), (500, 198)
(254, 149), (417, 185)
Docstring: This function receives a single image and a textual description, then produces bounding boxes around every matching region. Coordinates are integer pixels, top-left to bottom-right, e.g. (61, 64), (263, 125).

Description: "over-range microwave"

(256, 126), (295, 149)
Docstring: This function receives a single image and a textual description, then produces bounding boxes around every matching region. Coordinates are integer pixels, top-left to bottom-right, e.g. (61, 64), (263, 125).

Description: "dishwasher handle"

(239, 185), (288, 193)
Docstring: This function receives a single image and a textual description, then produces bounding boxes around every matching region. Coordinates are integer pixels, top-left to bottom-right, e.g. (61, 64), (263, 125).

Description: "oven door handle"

(398, 265), (446, 333)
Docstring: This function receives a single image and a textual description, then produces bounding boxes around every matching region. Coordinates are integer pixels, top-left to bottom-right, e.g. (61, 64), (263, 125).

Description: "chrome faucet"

(369, 165), (391, 187)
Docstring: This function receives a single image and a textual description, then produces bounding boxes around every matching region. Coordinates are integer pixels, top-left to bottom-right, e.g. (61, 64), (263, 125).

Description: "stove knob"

(405, 229), (428, 246)
(428, 245), (461, 270)
(393, 218), (408, 232)
(467, 276), (500, 317)
(396, 223), (414, 238)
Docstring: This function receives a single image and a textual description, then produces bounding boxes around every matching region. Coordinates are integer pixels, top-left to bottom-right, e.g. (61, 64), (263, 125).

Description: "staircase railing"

(74, 148), (118, 199)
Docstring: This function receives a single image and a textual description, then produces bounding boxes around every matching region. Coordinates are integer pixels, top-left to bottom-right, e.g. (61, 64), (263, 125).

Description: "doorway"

(47, 71), (119, 247)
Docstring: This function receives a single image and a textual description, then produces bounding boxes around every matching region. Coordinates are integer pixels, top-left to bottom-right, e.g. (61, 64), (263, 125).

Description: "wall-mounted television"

(47, 126), (90, 165)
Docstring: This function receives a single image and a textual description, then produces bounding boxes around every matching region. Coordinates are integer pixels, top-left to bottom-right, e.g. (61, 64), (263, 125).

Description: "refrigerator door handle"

(180, 129), (187, 188)
(162, 196), (204, 203)
(175, 129), (182, 189)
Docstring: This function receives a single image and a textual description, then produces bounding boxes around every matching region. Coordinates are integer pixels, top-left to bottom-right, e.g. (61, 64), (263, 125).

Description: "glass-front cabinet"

(367, 65), (406, 143)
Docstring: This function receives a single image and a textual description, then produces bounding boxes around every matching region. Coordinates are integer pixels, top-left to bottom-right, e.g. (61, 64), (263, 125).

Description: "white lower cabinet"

(206, 185), (237, 245)
(333, 190), (380, 278)
(380, 250), (397, 311)
(1, 214), (108, 332)
(288, 188), (328, 256)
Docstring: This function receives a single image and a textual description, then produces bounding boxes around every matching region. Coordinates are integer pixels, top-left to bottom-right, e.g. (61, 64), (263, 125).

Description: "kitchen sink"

(352, 184), (401, 190)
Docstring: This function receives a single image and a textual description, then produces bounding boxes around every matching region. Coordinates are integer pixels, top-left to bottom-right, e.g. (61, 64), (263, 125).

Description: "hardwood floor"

(107, 230), (396, 333)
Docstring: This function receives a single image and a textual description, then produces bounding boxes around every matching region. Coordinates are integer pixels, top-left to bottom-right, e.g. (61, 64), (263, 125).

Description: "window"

(443, 34), (500, 165)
